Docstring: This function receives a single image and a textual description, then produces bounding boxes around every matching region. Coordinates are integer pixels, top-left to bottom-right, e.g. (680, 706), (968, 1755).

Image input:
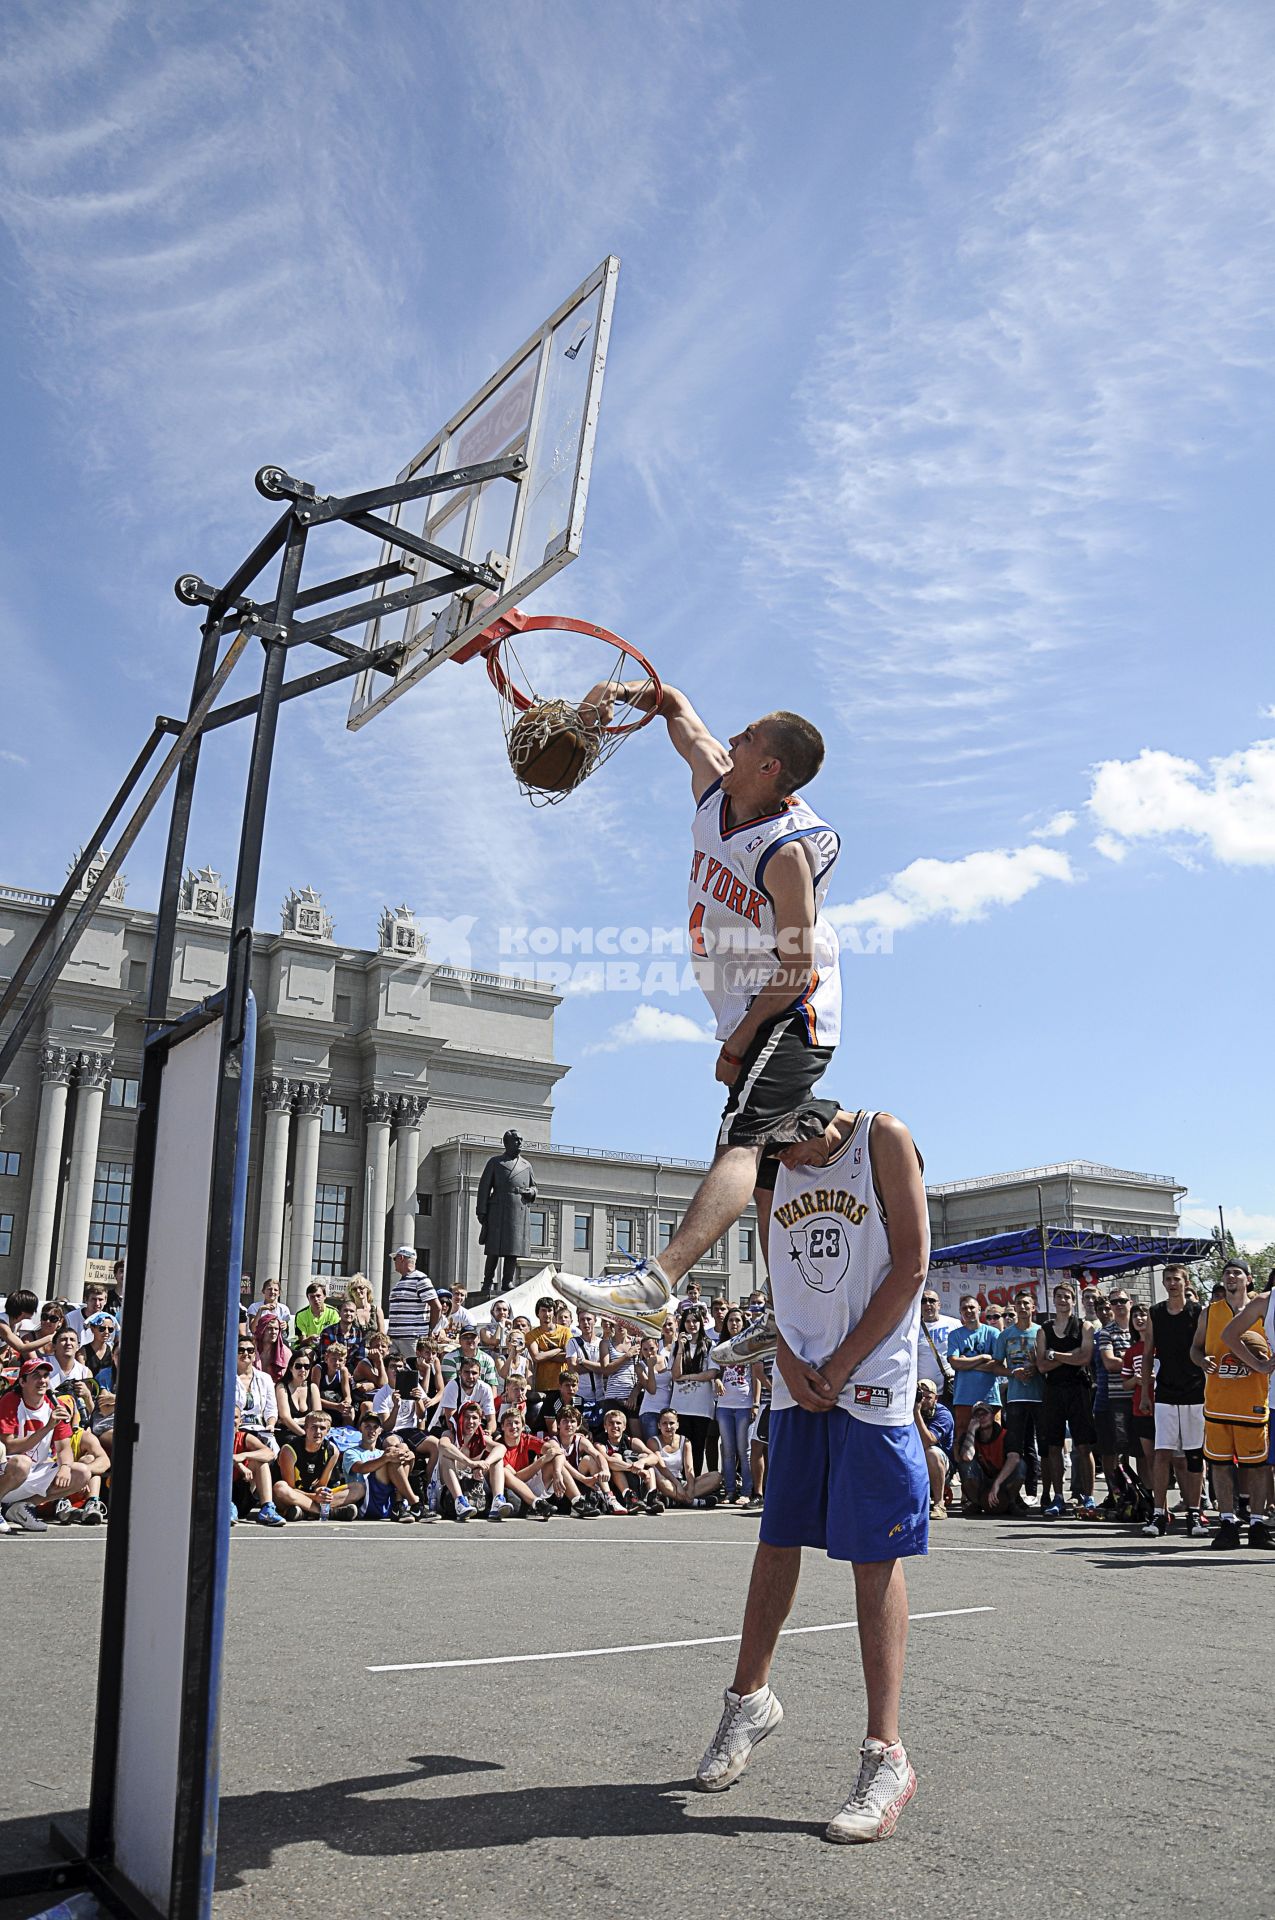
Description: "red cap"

(20, 1356), (54, 1377)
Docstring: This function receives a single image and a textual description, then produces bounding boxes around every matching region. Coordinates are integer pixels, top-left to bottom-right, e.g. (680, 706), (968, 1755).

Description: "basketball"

(508, 708), (594, 793)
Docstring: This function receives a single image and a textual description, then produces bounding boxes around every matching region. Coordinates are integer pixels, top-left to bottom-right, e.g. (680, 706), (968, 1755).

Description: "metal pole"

(1036, 1184), (1050, 1317)
(170, 518), (305, 1918)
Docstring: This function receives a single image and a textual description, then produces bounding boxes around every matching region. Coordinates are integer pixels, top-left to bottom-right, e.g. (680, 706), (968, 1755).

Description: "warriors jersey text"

(688, 778), (842, 1044)
(768, 1112), (923, 1427)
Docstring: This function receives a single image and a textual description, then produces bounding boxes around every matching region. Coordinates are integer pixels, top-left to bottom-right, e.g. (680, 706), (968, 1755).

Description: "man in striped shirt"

(387, 1247), (438, 1351)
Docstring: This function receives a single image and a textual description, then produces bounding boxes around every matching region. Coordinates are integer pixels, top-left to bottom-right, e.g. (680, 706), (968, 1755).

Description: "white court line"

(367, 1605), (994, 1674)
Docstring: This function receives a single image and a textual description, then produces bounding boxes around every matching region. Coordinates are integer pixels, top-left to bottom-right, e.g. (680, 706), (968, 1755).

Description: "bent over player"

(695, 1101), (929, 1844)
(557, 682), (840, 1334)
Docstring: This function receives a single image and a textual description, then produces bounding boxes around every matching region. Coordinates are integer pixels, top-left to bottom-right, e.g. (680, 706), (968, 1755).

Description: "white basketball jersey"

(768, 1112), (921, 1427)
(688, 778), (842, 1045)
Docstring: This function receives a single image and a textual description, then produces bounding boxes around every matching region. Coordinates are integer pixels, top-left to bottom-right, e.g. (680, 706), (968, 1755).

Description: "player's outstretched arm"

(579, 676), (729, 800)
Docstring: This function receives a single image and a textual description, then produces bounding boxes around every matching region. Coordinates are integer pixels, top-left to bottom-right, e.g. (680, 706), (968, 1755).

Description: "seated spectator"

(320, 1299), (367, 1372)
(649, 1408), (722, 1508)
(0, 1356), (96, 1532)
(496, 1375), (531, 1431)
(312, 1342), (355, 1428)
(248, 1277), (292, 1342)
(957, 1402), (1025, 1515)
(441, 1325), (500, 1392)
(493, 1408), (560, 1518)
(345, 1274), (386, 1343)
(79, 1314), (119, 1394)
(274, 1410), (360, 1519)
(539, 1366), (584, 1437)
(276, 1351), (320, 1440)
(441, 1285), (477, 1342)
(64, 1282), (111, 1343)
(235, 1334), (280, 1454)
(554, 1405), (615, 1511)
(496, 1323), (535, 1398)
(370, 1341), (442, 1485)
(230, 1407), (285, 1527)
(51, 1388), (109, 1523)
(597, 1405), (664, 1513)
(434, 1355), (497, 1432)
(341, 1407), (422, 1522)
(914, 1380), (955, 1518)
(2, 1289), (56, 1368)
(481, 1300), (513, 1356)
(433, 1401), (503, 1521)
(294, 1282), (340, 1347)
(47, 1326), (94, 1412)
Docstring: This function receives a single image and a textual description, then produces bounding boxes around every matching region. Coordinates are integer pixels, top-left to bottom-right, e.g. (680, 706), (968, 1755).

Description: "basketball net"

(467, 610), (662, 806)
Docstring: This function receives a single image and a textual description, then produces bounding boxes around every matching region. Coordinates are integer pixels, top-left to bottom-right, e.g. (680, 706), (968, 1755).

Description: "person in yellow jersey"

(1191, 1259), (1272, 1551)
(1219, 1265), (1275, 1552)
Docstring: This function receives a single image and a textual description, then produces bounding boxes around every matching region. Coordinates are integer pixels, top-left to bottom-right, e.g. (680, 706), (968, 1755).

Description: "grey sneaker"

(825, 1740), (917, 1843)
(6, 1500), (49, 1533)
(711, 1311), (778, 1367)
(695, 1687), (783, 1791)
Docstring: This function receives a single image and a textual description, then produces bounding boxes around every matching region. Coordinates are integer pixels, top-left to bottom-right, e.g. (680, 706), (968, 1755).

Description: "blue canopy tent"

(930, 1228), (1217, 1276)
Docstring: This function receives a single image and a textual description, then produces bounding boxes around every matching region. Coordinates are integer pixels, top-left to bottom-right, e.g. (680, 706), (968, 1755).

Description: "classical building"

(927, 1160), (1184, 1249)
(0, 872), (763, 1305)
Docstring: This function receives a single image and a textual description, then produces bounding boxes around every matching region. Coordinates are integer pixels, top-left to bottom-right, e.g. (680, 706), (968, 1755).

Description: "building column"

(22, 1044), (76, 1297)
(287, 1081), (324, 1305)
(361, 1091), (394, 1285)
(57, 1050), (112, 1296)
(391, 1093), (427, 1256)
(254, 1076), (294, 1296)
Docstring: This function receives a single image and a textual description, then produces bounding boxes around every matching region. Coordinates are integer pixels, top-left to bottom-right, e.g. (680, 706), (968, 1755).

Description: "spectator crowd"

(4, 1245), (1272, 1548)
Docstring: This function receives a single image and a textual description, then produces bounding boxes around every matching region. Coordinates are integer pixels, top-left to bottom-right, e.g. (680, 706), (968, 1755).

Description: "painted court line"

(367, 1604), (995, 1674)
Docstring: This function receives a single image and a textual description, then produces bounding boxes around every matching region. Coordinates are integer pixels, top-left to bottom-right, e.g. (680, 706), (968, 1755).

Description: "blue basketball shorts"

(360, 1475), (395, 1520)
(759, 1406), (929, 1563)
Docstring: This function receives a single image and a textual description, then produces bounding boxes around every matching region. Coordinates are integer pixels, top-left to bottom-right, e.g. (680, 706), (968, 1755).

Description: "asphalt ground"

(2, 1505), (1272, 1920)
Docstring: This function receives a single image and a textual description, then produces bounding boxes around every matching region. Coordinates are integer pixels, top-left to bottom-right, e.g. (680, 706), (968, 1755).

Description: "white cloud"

(1180, 1199), (1275, 1253)
(829, 844), (1073, 934)
(1032, 811), (1076, 840)
(585, 1004), (716, 1054)
(748, 0), (1275, 758)
(1087, 737), (1275, 867)
(0, 749), (29, 767)
(1092, 832), (1127, 865)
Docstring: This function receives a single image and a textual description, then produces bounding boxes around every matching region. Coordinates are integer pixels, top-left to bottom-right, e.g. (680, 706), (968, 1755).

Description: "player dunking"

(555, 679), (841, 1335)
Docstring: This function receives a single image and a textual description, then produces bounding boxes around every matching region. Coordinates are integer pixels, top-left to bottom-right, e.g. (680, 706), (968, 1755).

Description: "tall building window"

(321, 1102), (348, 1134)
(312, 1183), (350, 1276)
(108, 1077), (139, 1109)
(739, 1226), (755, 1263)
(89, 1161), (132, 1262)
(0, 1213), (12, 1257)
(659, 1219), (675, 1252)
(0, 1150), (20, 1177)
(614, 1217), (634, 1256)
(528, 1207), (548, 1249)
(574, 1211), (590, 1252)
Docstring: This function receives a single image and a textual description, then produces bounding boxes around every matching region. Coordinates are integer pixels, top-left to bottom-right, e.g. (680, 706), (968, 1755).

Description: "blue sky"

(1, 0), (1272, 1244)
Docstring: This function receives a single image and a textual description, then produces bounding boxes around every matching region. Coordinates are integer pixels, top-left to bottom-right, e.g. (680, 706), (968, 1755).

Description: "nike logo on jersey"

(689, 851), (767, 928)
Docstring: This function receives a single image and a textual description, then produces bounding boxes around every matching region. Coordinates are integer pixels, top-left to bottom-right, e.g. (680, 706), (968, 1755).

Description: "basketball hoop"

(457, 607), (663, 804)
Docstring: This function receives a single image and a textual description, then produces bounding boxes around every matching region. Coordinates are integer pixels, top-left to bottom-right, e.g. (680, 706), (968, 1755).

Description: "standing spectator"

(345, 1274), (386, 1342)
(671, 1303), (720, 1474)
(527, 1296), (570, 1427)
(749, 1355), (773, 1507)
(913, 1381), (954, 1518)
(252, 1307), (291, 1384)
(565, 1309), (607, 1426)
(995, 1287), (1043, 1499)
(599, 1318), (641, 1425)
(948, 1295), (1002, 1443)
(915, 1287), (958, 1403)
(1220, 1276), (1275, 1551)
(386, 1248), (438, 1351)
(1139, 1263), (1206, 1539)
(636, 1327), (676, 1442)
(294, 1282), (340, 1347)
(1036, 1281), (1097, 1517)
(64, 1282), (111, 1343)
(713, 1308), (755, 1503)
(481, 1299), (513, 1359)
(1094, 1288), (1138, 1510)
(1193, 1259), (1271, 1551)
(1123, 1303), (1157, 1500)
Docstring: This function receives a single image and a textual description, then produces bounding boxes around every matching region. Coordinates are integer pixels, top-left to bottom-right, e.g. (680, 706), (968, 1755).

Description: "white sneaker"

(825, 1739), (916, 1843)
(695, 1686), (783, 1791)
(0, 1509), (10, 1534)
(555, 1258), (675, 1334)
(711, 1311), (778, 1366)
(4, 1500), (49, 1533)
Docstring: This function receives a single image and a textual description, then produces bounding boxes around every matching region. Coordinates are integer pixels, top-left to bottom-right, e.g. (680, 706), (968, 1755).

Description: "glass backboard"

(346, 255), (619, 730)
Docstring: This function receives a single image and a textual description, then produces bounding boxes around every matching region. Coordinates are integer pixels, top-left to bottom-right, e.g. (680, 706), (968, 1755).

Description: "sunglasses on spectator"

(237, 1344), (255, 1353)
(1110, 1296), (1130, 1305)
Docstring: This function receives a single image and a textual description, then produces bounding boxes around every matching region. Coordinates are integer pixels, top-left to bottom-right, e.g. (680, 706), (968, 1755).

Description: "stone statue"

(476, 1129), (537, 1299)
